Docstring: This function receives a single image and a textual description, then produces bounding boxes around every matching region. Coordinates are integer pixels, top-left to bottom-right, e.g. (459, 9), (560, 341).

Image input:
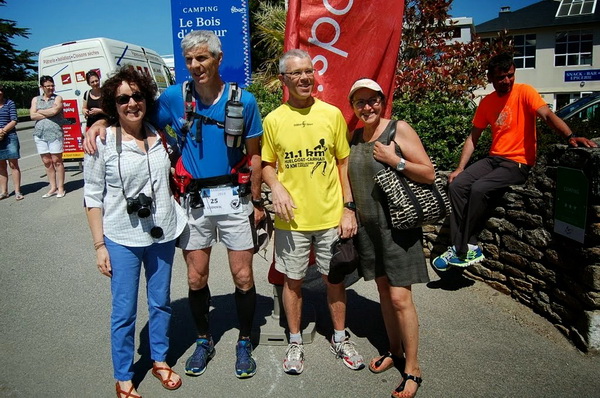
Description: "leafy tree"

(0, 0), (37, 80)
(396, 0), (489, 102)
(393, 0), (513, 169)
(249, 0), (286, 91)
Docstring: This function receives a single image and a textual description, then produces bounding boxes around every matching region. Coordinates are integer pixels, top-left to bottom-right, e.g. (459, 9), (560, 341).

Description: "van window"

(164, 66), (175, 85)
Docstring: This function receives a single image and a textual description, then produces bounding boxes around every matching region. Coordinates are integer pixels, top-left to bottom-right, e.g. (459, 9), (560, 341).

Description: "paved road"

(1, 122), (599, 397)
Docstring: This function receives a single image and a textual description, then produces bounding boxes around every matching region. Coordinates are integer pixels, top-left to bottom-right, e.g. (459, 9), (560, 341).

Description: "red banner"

(284, 0), (404, 130)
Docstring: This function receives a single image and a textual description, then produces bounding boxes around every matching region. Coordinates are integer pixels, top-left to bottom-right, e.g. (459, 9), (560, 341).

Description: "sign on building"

(564, 69), (600, 82)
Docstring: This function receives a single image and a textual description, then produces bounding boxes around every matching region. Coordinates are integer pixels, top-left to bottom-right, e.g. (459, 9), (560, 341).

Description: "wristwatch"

(396, 158), (406, 172)
(344, 201), (357, 211)
(252, 198), (264, 207)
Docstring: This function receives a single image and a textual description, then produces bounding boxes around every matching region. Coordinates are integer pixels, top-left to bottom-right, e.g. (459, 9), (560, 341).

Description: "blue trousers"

(105, 237), (177, 381)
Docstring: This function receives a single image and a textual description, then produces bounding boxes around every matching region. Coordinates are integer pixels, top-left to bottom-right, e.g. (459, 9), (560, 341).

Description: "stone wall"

(423, 143), (600, 352)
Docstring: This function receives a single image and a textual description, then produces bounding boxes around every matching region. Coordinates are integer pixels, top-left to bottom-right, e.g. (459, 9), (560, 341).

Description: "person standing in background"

(0, 85), (23, 200)
(30, 75), (66, 198)
(82, 70), (107, 131)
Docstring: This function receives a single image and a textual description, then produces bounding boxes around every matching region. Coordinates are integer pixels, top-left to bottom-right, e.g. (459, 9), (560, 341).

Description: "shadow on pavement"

(18, 174), (83, 196)
(131, 293), (275, 386)
(18, 181), (47, 196)
(426, 267), (475, 291)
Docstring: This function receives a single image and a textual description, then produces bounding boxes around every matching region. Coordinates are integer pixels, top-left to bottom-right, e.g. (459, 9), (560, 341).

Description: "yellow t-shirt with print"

(262, 98), (350, 231)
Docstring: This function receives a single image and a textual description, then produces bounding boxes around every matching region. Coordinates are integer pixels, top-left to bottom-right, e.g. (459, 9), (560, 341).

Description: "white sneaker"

(330, 334), (365, 370)
(283, 342), (304, 375)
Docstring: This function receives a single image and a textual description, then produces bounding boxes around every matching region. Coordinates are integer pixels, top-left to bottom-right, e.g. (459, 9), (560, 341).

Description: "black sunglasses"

(116, 91), (145, 105)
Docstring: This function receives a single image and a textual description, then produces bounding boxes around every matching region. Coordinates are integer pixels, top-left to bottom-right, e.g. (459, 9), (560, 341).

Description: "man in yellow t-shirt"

(433, 52), (597, 271)
(262, 49), (364, 374)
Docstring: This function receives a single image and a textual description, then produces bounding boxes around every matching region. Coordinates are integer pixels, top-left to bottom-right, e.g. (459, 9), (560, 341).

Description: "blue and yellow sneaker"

(185, 337), (215, 376)
(235, 338), (257, 378)
(449, 246), (485, 268)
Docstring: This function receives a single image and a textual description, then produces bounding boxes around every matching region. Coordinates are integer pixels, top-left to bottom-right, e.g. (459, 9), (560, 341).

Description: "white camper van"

(38, 37), (175, 160)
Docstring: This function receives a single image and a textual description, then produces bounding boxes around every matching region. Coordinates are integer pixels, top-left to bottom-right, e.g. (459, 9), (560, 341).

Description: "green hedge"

(392, 94), (492, 171)
(0, 80), (39, 109)
(246, 83), (283, 118)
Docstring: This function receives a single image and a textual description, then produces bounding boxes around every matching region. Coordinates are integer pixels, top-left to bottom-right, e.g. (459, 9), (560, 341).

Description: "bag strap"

(383, 120), (398, 146)
(381, 120), (405, 162)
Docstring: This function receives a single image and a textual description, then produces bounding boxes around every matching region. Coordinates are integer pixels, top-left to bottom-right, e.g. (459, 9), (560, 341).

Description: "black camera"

(126, 193), (153, 218)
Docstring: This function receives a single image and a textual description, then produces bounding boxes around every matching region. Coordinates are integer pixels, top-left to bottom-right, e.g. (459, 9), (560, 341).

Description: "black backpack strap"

(181, 81), (243, 146)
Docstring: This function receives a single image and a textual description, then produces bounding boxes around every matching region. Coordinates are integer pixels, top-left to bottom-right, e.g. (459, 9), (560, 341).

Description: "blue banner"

(564, 69), (600, 82)
(170, 0), (251, 86)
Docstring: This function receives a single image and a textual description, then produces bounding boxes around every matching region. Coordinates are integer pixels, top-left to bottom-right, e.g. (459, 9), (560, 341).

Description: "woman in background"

(30, 75), (66, 198)
(0, 85), (23, 200)
(84, 67), (186, 398)
(82, 70), (106, 130)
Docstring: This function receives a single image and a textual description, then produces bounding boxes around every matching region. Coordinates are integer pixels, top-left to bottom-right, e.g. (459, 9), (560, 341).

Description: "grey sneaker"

(283, 343), (304, 375)
(330, 334), (365, 370)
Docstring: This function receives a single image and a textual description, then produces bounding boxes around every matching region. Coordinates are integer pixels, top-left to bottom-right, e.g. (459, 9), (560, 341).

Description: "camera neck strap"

(115, 126), (156, 204)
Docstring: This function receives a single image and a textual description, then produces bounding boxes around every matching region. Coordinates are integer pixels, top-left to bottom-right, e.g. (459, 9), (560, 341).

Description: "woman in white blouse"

(84, 67), (186, 398)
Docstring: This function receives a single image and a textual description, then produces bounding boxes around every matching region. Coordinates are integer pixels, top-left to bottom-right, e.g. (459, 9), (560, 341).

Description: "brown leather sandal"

(115, 382), (142, 398)
(152, 364), (183, 391)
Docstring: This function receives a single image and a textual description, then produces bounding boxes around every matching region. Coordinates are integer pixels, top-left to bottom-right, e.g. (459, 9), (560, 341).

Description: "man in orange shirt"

(433, 52), (597, 270)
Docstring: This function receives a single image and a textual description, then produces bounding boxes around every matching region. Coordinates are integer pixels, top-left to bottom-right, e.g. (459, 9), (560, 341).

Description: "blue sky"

(3, 0), (541, 57)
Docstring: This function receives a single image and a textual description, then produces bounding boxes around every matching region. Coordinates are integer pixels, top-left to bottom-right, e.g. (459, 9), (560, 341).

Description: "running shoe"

(283, 342), (305, 375)
(235, 338), (257, 378)
(185, 337), (215, 376)
(450, 246), (485, 267)
(432, 247), (458, 271)
(330, 333), (365, 370)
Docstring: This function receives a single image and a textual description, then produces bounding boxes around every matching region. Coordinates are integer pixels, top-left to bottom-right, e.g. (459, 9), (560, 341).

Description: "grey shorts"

(274, 227), (338, 280)
(177, 197), (255, 251)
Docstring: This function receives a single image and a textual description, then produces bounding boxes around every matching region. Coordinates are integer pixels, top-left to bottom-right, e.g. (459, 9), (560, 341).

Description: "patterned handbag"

(373, 121), (452, 229)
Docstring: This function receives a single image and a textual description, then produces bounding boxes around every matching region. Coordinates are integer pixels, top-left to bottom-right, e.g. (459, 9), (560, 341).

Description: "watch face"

(344, 202), (356, 210)
(396, 160), (405, 171)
